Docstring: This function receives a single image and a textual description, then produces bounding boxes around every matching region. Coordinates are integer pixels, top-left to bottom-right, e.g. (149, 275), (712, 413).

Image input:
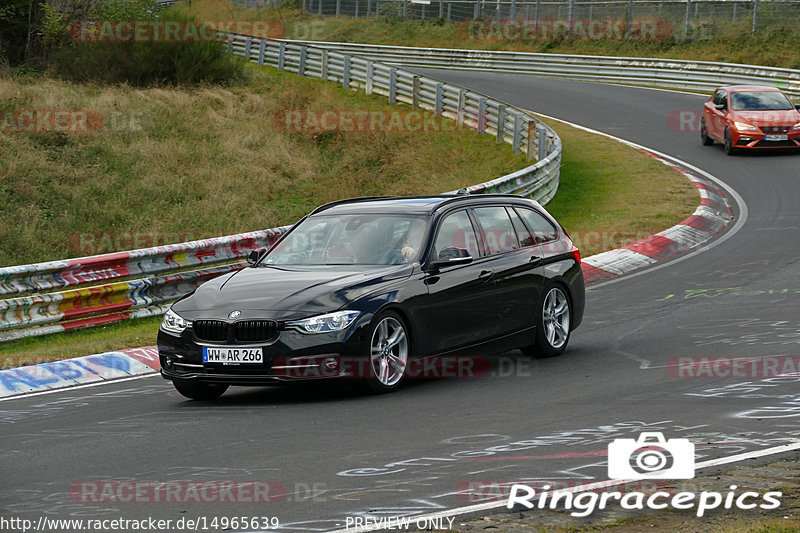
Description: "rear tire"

(700, 119), (714, 146)
(364, 311), (409, 394)
(172, 380), (229, 400)
(522, 285), (571, 359)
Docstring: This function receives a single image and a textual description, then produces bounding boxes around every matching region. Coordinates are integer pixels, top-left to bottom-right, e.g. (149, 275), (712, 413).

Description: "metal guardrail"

(277, 39), (800, 97)
(0, 38), (561, 342)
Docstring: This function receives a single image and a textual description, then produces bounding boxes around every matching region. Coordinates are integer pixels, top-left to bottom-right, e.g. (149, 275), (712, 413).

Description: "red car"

(700, 85), (800, 155)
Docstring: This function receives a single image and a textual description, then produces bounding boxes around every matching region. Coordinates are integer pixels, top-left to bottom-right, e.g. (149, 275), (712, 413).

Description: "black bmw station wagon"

(158, 194), (585, 399)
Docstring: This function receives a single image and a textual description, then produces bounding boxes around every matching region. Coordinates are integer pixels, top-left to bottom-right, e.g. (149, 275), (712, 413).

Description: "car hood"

(731, 109), (800, 127)
(171, 264), (415, 320)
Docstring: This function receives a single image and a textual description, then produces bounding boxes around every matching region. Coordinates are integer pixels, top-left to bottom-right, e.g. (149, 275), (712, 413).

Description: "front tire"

(724, 128), (737, 155)
(172, 380), (229, 400)
(523, 285), (571, 358)
(700, 119), (714, 145)
(364, 311), (409, 394)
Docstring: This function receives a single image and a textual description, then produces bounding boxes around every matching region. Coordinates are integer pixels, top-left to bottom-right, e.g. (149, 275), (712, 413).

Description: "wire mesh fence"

(300, 0), (799, 37)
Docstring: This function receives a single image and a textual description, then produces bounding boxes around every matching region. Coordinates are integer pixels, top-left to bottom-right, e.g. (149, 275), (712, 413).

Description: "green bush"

(49, 6), (246, 86)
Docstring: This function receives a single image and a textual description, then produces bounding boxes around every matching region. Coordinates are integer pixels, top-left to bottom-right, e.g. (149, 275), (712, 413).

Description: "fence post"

(321, 50), (329, 80)
(299, 46), (307, 76)
(626, 0), (633, 37)
(439, 0), (444, 18)
(732, 2), (737, 22)
(457, 89), (466, 127)
(366, 62), (374, 94)
(535, 0), (541, 25)
(376, 1), (380, 17)
(336, 0), (341, 15)
(257, 39), (266, 66)
(343, 56), (351, 89)
(355, 0), (359, 17)
(318, 0), (322, 14)
(568, 0), (575, 35)
(227, 33), (233, 54)
(412, 75), (420, 110)
(447, 2), (452, 21)
(278, 42), (286, 70)
(422, 3), (426, 18)
(368, 0), (372, 16)
(511, 0), (516, 21)
(435, 83), (443, 115)
(244, 36), (252, 61)
(477, 98), (486, 134)
(512, 114), (521, 154)
(684, 0), (691, 39)
(403, 0), (408, 16)
(496, 105), (505, 143)
(473, 0), (480, 19)
(537, 125), (547, 161)
(526, 121), (536, 161)
(389, 68), (397, 103)
(752, 0), (759, 33)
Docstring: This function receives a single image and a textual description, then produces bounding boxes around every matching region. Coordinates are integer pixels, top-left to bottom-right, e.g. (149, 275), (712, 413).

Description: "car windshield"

(263, 214), (429, 266)
(730, 91), (793, 111)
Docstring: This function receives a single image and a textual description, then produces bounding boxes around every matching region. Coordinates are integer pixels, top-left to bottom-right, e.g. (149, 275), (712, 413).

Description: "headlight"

(287, 311), (360, 334)
(792, 122), (800, 131)
(161, 309), (192, 335)
(733, 122), (758, 132)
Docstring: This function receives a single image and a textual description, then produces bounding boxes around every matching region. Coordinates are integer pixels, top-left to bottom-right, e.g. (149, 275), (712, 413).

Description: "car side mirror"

(795, 104), (800, 111)
(428, 247), (473, 270)
(247, 248), (266, 266)
(715, 104), (727, 111)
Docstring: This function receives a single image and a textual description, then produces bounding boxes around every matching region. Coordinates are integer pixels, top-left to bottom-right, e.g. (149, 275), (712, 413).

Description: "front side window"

(433, 210), (480, 260)
(472, 206), (519, 255)
(264, 214), (428, 266)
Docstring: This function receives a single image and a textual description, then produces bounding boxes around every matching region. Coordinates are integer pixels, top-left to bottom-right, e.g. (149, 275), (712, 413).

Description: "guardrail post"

(457, 89), (466, 127)
(278, 42), (286, 70)
(435, 83), (443, 115)
(684, 0), (691, 39)
(257, 39), (266, 66)
(477, 98), (486, 134)
(227, 33), (233, 54)
(389, 68), (397, 103)
(412, 76), (420, 110)
(244, 36), (252, 61)
(537, 125), (547, 161)
(512, 114), (521, 154)
(496, 105), (505, 144)
(526, 121), (536, 161)
(343, 56), (351, 89)
(752, 0), (759, 33)
(365, 62), (374, 94)
(321, 50), (329, 81)
(299, 46), (307, 76)
(336, 0), (341, 15)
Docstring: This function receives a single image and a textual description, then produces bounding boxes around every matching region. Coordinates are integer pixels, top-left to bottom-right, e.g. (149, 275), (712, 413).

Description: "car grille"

(234, 320), (278, 343)
(755, 140), (797, 148)
(193, 320), (229, 342)
(193, 319), (279, 343)
(761, 126), (790, 134)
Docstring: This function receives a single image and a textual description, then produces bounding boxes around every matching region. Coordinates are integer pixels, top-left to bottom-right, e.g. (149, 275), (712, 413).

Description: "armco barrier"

(274, 40), (800, 97)
(0, 38), (561, 342)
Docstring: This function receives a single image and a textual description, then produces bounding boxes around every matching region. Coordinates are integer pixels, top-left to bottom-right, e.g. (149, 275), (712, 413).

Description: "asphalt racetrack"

(3, 72), (800, 532)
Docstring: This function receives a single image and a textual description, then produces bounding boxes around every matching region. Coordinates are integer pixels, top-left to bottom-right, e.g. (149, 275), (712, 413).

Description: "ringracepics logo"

(507, 432), (783, 517)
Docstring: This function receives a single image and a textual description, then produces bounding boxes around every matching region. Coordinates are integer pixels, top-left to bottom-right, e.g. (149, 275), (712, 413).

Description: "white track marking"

(0, 372), (160, 402)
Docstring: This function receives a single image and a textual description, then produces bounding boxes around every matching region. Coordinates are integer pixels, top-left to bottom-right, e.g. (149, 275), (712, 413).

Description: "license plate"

(765, 134), (788, 141)
(203, 347), (263, 364)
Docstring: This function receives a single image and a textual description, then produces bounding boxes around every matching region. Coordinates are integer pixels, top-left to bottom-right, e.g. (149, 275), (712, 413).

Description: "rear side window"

(515, 207), (558, 244)
(507, 207), (536, 247)
(473, 206), (519, 255)
(433, 210), (480, 260)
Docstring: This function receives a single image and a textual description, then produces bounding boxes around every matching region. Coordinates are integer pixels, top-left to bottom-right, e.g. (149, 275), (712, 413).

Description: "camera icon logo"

(608, 432), (695, 480)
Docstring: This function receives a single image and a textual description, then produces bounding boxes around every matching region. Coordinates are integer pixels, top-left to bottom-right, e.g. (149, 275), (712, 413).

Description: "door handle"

(529, 255), (543, 266)
(478, 270), (493, 281)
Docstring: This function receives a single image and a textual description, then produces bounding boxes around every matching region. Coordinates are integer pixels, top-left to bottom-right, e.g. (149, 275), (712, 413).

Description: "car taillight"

(571, 245), (581, 264)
